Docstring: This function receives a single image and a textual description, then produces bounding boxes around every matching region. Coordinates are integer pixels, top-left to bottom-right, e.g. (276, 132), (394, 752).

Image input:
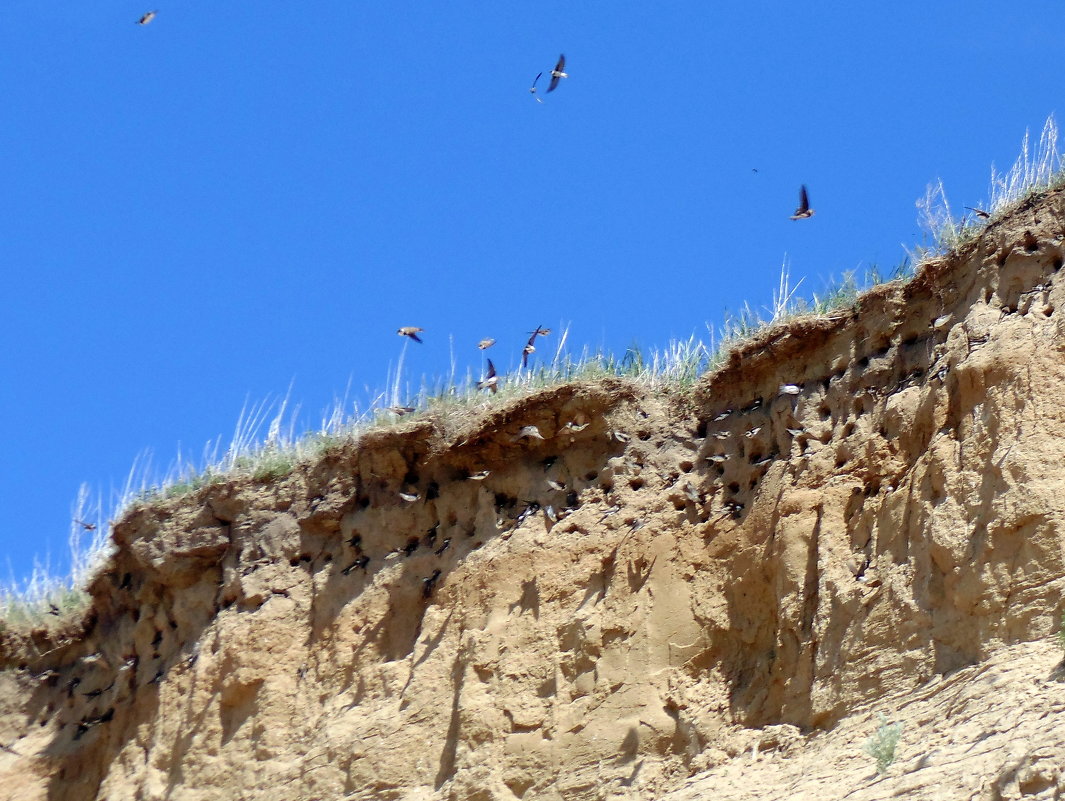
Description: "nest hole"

(679, 460), (694, 473)
(728, 482), (740, 494)
(842, 422), (856, 437)
(1044, 305), (1055, 317)
(585, 471), (598, 482)
(1052, 255), (1064, 272)
(695, 420), (709, 438)
(629, 478), (645, 491)
(819, 405), (831, 421)
(637, 431), (652, 441)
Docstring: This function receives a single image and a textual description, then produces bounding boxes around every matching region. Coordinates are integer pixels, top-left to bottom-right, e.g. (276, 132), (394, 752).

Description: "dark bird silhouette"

(965, 206), (991, 219)
(397, 327), (424, 343)
(423, 525), (438, 548)
(477, 359), (499, 394)
(547, 55), (568, 92)
(137, 10), (157, 25)
(342, 555), (370, 574)
(346, 533), (362, 549)
(74, 519), (96, 531)
(434, 537), (452, 555)
(790, 185), (814, 220)
(422, 569), (442, 599)
(529, 72), (543, 102)
(401, 537), (420, 557)
(522, 325), (551, 368)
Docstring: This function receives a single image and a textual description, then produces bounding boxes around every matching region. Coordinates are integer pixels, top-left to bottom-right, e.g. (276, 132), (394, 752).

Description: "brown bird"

(965, 206), (991, 219)
(522, 325), (551, 368)
(397, 327), (424, 343)
(137, 10), (157, 25)
(477, 359), (499, 394)
(547, 55), (568, 92)
(790, 185), (814, 220)
(478, 338), (496, 350)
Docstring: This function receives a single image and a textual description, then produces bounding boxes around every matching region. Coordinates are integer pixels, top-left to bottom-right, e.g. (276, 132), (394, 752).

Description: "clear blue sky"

(2, 1), (1062, 581)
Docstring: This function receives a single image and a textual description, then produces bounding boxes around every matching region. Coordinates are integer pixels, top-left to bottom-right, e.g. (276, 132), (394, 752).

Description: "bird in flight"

(529, 72), (544, 103)
(547, 55), (568, 92)
(478, 338), (496, 350)
(790, 185), (814, 220)
(477, 359), (499, 394)
(137, 10), (157, 25)
(397, 327), (424, 343)
(522, 325), (551, 368)
(965, 206), (991, 219)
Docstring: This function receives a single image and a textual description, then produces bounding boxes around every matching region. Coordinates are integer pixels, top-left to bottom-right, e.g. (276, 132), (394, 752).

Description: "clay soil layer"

(3, 190), (1065, 800)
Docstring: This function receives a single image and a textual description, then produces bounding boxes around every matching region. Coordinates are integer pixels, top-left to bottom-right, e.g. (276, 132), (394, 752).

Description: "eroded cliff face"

(3, 190), (1065, 801)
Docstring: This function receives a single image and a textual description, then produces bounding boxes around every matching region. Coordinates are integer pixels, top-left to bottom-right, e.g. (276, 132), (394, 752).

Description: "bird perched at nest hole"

(397, 327), (424, 343)
(790, 185), (814, 220)
(547, 55), (568, 92)
(422, 569), (442, 599)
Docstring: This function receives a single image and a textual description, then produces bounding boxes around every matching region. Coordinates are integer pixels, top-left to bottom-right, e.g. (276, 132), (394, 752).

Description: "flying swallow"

(137, 10), (157, 25)
(398, 491), (420, 503)
(522, 325), (551, 368)
(778, 384), (802, 396)
(397, 327), (424, 343)
(790, 185), (814, 220)
(74, 519), (97, 531)
(478, 338), (496, 350)
(467, 470), (490, 480)
(547, 55), (568, 92)
(965, 206), (991, 219)
(435, 537), (452, 555)
(529, 72), (544, 103)
(477, 359), (499, 394)
(513, 425), (545, 442)
(388, 406), (416, 416)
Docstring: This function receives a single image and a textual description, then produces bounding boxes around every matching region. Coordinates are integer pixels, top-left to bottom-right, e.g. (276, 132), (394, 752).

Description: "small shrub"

(863, 713), (903, 774)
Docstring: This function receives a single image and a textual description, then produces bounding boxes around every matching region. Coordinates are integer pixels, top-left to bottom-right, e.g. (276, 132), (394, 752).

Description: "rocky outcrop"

(2, 190), (1065, 801)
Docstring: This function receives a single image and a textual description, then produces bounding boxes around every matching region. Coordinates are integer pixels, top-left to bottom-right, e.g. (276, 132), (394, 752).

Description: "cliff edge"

(3, 189), (1065, 801)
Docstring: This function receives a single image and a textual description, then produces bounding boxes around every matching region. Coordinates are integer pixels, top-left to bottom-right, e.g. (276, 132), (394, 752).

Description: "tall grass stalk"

(8, 113), (1065, 625)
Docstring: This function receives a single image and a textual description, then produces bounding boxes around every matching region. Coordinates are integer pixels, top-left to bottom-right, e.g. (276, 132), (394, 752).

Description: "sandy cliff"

(2, 189), (1065, 801)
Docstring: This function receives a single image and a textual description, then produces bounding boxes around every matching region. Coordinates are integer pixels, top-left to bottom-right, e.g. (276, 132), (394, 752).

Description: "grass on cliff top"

(4, 115), (1065, 630)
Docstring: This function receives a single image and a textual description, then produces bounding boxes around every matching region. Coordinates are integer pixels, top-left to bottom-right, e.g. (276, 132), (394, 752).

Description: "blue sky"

(2, 1), (1063, 581)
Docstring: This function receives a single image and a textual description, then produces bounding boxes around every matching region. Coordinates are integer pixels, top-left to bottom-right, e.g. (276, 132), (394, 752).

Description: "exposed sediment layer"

(2, 190), (1065, 800)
